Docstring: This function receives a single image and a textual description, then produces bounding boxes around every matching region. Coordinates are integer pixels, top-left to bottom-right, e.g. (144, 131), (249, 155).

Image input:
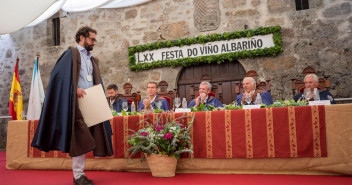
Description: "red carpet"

(1, 152), (351, 185)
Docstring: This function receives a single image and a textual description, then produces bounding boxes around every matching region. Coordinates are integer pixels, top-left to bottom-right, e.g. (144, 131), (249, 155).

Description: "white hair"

(243, 77), (256, 88)
(200, 81), (212, 90)
(304, 74), (319, 82)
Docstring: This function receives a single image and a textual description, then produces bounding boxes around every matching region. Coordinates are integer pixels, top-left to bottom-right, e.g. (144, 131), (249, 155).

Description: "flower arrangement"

(127, 114), (194, 159)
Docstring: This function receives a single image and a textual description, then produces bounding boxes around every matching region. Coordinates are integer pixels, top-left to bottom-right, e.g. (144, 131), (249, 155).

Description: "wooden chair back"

(119, 83), (141, 110)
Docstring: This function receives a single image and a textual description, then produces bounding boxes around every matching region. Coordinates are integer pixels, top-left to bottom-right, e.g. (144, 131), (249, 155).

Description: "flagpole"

(36, 54), (40, 68)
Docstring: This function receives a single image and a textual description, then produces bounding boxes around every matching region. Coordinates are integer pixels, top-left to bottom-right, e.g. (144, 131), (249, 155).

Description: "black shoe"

(73, 175), (93, 185)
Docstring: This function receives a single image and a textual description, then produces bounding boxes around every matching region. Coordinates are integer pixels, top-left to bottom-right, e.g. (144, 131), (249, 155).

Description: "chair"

(158, 80), (177, 108)
(290, 67), (330, 97)
(119, 83), (141, 110)
(235, 70), (272, 95)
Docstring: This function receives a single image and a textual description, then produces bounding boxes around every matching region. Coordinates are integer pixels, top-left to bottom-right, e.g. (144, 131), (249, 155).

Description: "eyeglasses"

(87, 37), (97, 43)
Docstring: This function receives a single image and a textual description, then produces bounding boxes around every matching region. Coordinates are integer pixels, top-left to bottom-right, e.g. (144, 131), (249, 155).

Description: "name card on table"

(242, 105), (261, 109)
(175, 108), (191, 113)
(309, 100), (331, 105)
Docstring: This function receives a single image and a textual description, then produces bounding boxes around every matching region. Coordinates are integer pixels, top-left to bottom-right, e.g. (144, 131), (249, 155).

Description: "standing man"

(138, 82), (170, 112)
(236, 77), (273, 106)
(106, 84), (131, 112)
(188, 81), (223, 108)
(31, 26), (113, 185)
(294, 74), (335, 103)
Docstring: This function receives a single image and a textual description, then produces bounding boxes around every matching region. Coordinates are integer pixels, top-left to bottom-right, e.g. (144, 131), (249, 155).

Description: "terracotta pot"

(145, 153), (177, 177)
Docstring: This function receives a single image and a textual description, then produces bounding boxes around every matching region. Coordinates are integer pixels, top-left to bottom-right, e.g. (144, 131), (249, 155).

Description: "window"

(295, 0), (309, 11)
(52, 18), (60, 46)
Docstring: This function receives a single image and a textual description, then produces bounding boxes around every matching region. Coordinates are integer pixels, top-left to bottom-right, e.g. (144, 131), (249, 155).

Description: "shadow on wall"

(0, 118), (10, 151)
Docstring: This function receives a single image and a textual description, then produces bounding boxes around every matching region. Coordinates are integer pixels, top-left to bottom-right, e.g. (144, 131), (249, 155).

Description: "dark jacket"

(294, 90), (336, 104)
(107, 95), (131, 113)
(188, 95), (224, 108)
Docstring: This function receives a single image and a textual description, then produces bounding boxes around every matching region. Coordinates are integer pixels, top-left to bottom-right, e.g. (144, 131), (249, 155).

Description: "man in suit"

(236, 77), (273, 106)
(31, 26), (113, 185)
(138, 81), (170, 112)
(188, 81), (223, 108)
(106, 84), (131, 112)
(294, 74), (335, 104)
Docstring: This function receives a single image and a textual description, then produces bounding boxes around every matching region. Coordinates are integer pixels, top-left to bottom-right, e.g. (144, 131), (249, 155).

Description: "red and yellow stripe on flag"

(9, 58), (23, 120)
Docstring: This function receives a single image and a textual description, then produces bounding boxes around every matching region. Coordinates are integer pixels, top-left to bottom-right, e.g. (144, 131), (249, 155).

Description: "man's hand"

(242, 91), (257, 104)
(77, 88), (86, 98)
(143, 99), (152, 110)
(195, 93), (206, 107)
(250, 91), (257, 102)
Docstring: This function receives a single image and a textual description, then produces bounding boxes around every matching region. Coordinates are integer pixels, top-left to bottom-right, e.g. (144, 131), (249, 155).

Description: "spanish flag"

(9, 58), (23, 120)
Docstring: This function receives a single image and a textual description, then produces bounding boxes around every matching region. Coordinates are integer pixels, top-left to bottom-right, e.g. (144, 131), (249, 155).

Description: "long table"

(6, 104), (352, 175)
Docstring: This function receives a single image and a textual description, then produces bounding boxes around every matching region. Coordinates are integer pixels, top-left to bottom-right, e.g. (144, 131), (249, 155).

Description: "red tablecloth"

(28, 106), (326, 159)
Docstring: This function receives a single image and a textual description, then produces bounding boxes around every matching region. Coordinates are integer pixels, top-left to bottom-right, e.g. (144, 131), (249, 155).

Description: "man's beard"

(84, 40), (94, 51)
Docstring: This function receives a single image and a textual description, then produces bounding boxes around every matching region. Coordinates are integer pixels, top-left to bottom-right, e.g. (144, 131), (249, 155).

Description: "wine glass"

(245, 93), (252, 105)
(122, 102), (128, 112)
(155, 101), (162, 109)
(174, 97), (181, 109)
(304, 88), (312, 102)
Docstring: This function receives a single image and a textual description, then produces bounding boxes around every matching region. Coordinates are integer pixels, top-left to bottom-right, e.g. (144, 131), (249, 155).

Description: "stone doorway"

(176, 60), (246, 105)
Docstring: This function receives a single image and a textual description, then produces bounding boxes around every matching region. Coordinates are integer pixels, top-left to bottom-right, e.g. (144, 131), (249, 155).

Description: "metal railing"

(335, 98), (352, 104)
(0, 116), (12, 119)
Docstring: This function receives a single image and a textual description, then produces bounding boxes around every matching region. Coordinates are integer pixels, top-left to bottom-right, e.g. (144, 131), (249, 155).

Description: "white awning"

(0, 0), (152, 34)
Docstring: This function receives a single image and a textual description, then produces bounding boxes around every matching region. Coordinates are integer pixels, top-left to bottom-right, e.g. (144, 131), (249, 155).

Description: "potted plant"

(127, 113), (194, 177)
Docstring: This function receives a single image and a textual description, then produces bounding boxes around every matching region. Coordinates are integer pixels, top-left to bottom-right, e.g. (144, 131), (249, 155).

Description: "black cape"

(31, 48), (113, 157)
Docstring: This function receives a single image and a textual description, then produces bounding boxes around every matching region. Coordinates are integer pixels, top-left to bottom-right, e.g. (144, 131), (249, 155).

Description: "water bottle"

(182, 98), (187, 108)
(255, 93), (262, 105)
(313, 88), (320, 101)
(131, 102), (136, 112)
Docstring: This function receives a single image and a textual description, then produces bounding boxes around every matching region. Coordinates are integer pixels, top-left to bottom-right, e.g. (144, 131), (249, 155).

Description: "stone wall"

(0, 0), (351, 149)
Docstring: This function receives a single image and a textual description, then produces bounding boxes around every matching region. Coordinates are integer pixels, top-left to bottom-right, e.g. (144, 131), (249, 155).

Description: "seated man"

(106, 84), (131, 112)
(294, 74), (335, 104)
(236, 77), (273, 106)
(188, 81), (224, 108)
(138, 81), (170, 112)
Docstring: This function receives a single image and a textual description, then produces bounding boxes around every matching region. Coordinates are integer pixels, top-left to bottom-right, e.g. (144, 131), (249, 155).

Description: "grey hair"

(243, 77), (256, 88)
(304, 74), (319, 82)
(200, 81), (212, 90)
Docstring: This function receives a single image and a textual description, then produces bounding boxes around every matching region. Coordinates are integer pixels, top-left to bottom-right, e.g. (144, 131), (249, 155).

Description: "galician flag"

(9, 58), (23, 120)
(27, 57), (45, 120)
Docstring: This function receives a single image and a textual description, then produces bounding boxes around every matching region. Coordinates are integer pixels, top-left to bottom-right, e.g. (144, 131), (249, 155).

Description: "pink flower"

(153, 124), (157, 127)
(156, 126), (164, 132)
(140, 132), (148, 136)
(163, 132), (173, 140)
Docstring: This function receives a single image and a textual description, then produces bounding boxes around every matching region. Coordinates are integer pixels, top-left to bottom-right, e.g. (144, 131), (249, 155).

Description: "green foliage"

(224, 103), (243, 110)
(266, 99), (308, 108)
(127, 114), (194, 160)
(190, 99), (307, 112)
(121, 110), (128, 116)
(190, 103), (209, 112)
(111, 110), (118, 116)
(129, 26), (283, 71)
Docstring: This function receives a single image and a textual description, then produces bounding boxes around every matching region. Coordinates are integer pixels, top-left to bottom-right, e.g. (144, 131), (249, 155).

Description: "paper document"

(309, 100), (331, 105)
(242, 105), (261, 109)
(78, 85), (113, 127)
(175, 108), (191, 113)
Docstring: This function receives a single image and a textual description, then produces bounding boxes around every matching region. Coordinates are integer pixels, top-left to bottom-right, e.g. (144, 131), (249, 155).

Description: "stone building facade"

(0, 0), (351, 150)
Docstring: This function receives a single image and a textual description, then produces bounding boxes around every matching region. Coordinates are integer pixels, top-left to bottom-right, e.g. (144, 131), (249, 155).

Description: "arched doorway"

(177, 60), (246, 105)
